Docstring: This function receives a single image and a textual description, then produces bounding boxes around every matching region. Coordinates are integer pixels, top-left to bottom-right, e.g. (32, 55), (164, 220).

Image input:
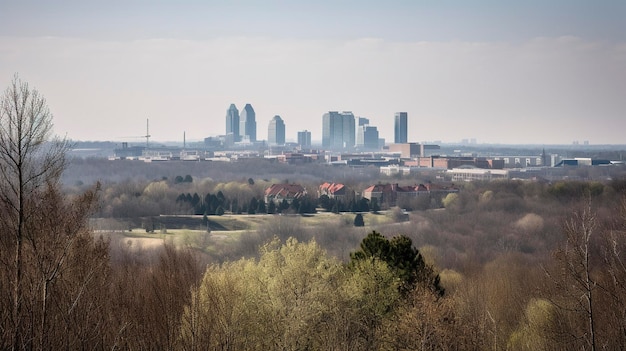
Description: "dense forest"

(3, 76), (626, 350)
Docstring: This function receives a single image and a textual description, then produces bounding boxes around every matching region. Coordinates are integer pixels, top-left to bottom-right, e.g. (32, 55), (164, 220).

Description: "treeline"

(7, 75), (626, 350)
(175, 191), (318, 215)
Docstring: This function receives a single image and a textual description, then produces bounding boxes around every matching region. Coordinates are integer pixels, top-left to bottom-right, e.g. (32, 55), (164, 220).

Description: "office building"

(357, 125), (380, 149)
(322, 111), (355, 150)
(225, 104), (240, 142)
(239, 103), (257, 142)
(358, 117), (370, 126)
(297, 130), (311, 148)
(268, 115), (286, 145)
(394, 112), (408, 144)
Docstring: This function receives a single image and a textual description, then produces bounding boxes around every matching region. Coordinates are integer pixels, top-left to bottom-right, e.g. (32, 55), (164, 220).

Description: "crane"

(117, 118), (151, 149)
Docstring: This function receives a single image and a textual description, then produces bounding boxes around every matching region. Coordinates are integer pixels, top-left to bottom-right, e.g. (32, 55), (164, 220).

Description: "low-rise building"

(448, 168), (510, 181)
(318, 182), (348, 201)
(408, 156), (504, 169)
(362, 182), (458, 206)
(264, 184), (307, 205)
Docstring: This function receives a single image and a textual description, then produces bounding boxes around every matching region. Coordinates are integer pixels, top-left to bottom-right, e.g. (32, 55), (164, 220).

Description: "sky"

(1, 0), (625, 145)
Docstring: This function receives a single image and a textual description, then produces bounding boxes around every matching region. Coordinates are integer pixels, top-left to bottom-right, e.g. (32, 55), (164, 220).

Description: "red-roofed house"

(318, 182), (348, 201)
(264, 184), (308, 205)
(362, 183), (458, 206)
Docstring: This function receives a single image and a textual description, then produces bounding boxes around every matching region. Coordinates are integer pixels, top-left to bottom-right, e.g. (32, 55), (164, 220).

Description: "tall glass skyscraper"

(239, 103), (256, 142)
(394, 112), (408, 143)
(322, 111), (355, 149)
(268, 115), (285, 145)
(225, 104), (240, 142)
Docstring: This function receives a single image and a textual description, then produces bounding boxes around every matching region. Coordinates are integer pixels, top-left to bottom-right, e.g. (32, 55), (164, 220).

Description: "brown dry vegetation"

(7, 76), (626, 350)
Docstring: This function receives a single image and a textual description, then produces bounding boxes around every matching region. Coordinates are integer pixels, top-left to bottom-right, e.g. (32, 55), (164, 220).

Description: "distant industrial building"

(297, 130), (311, 148)
(407, 156), (504, 169)
(394, 112), (408, 144)
(239, 103), (257, 142)
(388, 143), (440, 158)
(225, 104), (240, 142)
(448, 168), (510, 182)
(268, 115), (286, 146)
(322, 111), (355, 150)
(554, 158), (613, 167)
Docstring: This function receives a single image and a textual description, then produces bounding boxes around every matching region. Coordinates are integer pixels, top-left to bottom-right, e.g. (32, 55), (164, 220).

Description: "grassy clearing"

(95, 211), (404, 255)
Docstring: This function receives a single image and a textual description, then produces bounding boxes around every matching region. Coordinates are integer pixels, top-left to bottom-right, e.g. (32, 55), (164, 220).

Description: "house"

(318, 182), (348, 201)
(264, 184), (307, 205)
(362, 183), (459, 206)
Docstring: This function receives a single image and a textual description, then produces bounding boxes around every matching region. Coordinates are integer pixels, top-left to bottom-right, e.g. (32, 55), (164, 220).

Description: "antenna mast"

(145, 118), (151, 149)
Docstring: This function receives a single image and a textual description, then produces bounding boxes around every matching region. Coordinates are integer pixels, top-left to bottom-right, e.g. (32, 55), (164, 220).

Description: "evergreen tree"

(257, 199), (267, 214)
(248, 197), (258, 214)
(267, 200), (276, 214)
(354, 213), (365, 227)
(350, 231), (444, 296)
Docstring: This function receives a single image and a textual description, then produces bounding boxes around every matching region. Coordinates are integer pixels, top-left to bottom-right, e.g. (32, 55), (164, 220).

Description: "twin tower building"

(226, 103), (408, 150)
(225, 103), (286, 146)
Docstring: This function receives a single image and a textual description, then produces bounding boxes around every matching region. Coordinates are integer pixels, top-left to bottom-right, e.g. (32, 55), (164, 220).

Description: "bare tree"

(0, 75), (69, 349)
(550, 202), (598, 351)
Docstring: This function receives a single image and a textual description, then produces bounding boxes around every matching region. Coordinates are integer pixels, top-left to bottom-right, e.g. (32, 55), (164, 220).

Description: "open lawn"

(93, 210), (402, 255)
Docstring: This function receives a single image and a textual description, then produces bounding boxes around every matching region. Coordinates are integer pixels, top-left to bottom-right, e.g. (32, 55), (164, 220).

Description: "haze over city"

(1, 0), (625, 145)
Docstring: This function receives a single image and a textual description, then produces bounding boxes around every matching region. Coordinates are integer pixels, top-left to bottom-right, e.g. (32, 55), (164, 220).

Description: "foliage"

(350, 231), (444, 296)
(354, 213), (365, 227)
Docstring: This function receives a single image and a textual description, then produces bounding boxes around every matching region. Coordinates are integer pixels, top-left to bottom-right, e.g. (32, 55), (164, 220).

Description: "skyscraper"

(225, 104), (240, 142)
(268, 115), (285, 145)
(297, 130), (311, 148)
(322, 111), (355, 149)
(239, 103), (256, 142)
(357, 125), (379, 150)
(394, 112), (408, 143)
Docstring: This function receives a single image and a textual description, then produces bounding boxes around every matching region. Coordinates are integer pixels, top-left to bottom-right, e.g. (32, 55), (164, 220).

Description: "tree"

(267, 200), (276, 214)
(350, 231), (444, 296)
(0, 75), (107, 349)
(354, 213), (365, 227)
(0, 75), (71, 349)
(370, 198), (380, 213)
(256, 199), (266, 214)
(248, 197), (257, 214)
(550, 202), (599, 351)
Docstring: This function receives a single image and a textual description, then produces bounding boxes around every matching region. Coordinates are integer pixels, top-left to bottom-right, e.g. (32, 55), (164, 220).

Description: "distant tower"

(357, 125), (379, 150)
(322, 111), (355, 150)
(225, 104), (240, 142)
(297, 130), (311, 148)
(394, 112), (408, 143)
(239, 103), (257, 142)
(268, 115), (285, 145)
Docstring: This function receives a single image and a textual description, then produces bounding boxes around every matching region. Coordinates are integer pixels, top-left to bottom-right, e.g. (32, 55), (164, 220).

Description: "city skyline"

(1, 1), (625, 145)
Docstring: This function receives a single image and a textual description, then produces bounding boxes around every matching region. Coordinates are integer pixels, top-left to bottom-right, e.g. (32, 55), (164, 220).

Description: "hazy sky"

(1, 0), (625, 145)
